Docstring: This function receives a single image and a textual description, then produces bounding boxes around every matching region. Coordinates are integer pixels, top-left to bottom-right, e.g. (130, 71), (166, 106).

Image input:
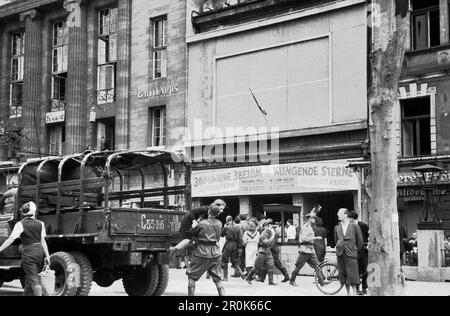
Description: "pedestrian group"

(170, 200), (370, 296)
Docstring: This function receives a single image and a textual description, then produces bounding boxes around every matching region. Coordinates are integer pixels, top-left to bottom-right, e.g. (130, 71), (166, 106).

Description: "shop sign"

(398, 171), (450, 186)
(397, 187), (447, 201)
(137, 86), (178, 99)
(46, 111), (65, 124)
(191, 160), (359, 197)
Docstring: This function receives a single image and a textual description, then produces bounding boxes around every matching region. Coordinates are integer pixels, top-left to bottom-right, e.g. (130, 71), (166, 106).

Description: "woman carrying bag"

(0, 202), (51, 296)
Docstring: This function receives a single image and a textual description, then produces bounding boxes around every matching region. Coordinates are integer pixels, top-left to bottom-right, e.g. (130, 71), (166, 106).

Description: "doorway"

(304, 191), (354, 247)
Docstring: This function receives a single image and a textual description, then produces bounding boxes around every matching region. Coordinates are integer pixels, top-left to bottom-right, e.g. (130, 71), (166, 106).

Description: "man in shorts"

(186, 204), (225, 296)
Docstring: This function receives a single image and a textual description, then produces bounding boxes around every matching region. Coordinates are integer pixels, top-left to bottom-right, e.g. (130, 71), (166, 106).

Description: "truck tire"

(50, 252), (78, 297)
(123, 264), (159, 296)
(70, 252), (93, 296)
(153, 264), (169, 296)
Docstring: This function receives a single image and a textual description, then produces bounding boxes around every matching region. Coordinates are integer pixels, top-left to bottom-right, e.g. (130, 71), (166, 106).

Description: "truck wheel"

(123, 264), (159, 296)
(50, 252), (78, 297)
(153, 264), (169, 296)
(70, 252), (93, 296)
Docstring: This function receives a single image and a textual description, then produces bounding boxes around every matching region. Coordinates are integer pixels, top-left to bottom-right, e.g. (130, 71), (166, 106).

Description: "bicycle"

(314, 260), (344, 295)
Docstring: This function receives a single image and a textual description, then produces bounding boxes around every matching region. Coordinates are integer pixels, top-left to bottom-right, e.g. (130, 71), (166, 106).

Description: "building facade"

(0, 0), (132, 160)
(0, 0), (189, 210)
(185, 0), (368, 246)
(0, 0), (187, 158)
(395, 0), (450, 237)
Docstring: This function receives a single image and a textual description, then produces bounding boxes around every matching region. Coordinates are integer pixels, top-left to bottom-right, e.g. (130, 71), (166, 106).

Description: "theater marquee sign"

(191, 160), (359, 197)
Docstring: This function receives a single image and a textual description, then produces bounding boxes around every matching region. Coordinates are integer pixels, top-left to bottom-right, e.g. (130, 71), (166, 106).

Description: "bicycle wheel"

(315, 262), (344, 296)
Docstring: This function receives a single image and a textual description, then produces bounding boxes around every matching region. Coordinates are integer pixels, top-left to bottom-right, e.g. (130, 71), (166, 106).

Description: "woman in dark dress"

(313, 217), (328, 263)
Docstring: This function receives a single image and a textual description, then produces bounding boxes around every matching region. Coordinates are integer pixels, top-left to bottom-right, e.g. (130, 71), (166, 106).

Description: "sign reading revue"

(191, 160), (359, 197)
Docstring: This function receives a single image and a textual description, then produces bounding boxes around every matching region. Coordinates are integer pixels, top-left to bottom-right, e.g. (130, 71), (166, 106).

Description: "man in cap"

(257, 221), (291, 283)
(289, 210), (324, 286)
(245, 219), (277, 285)
(221, 215), (243, 280)
(0, 202), (51, 296)
(186, 204), (225, 296)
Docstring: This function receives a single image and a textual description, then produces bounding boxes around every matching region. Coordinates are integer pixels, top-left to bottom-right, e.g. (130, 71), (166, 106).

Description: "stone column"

(20, 10), (43, 159)
(440, 0), (449, 45)
(115, 0), (131, 150)
(64, 0), (88, 155)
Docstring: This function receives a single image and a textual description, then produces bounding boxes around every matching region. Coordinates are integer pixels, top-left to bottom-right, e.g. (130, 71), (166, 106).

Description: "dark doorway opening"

(305, 192), (354, 248)
(251, 195), (293, 221)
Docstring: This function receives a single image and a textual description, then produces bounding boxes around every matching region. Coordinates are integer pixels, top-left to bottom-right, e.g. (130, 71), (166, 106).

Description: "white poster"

(192, 160), (359, 197)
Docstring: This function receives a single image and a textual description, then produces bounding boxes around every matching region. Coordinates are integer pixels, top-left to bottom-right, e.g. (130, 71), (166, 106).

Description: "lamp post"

(412, 164), (445, 230)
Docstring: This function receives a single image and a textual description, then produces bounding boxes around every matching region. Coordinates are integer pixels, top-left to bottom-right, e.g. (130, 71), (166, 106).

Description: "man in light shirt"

(289, 211), (324, 286)
(286, 219), (297, 243)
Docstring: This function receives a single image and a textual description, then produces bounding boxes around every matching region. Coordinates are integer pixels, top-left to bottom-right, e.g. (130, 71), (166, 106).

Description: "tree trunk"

(368, 0), (410, 296)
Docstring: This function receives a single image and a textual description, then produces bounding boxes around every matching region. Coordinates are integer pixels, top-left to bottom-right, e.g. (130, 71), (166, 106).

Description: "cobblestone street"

(1, 268), (449, 296)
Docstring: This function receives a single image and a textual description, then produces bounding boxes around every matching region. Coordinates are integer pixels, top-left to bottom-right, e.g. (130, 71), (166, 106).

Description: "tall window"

(401, 97), (431, 157)
(51, 21), (68, 111)
(97, 8), (117, 104)
(10, 32), (25, 118)
(149, 107), (166, 147)
(412, 0), (440, 50)
(152, 16), (167, 79)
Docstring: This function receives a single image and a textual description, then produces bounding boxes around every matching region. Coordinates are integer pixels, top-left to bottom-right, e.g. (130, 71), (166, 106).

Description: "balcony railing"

(97, 88), (115, 105)
(9, 105), (22, 118)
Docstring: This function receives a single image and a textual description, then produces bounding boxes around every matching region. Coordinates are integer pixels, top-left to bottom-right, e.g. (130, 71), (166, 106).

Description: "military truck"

(0, 150), (190, 296)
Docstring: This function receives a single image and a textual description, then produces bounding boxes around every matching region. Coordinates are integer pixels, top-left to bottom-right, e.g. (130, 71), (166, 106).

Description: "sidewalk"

(1, 268), (449, 296)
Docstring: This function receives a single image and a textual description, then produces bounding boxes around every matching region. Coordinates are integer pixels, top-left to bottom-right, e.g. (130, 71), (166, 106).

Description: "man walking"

(335, 208), (363, 296)
(186, 204), (225, 296)
(245, 219), (277, 285)
(257, 223), (290, 283)
(0, 202), (51, 296)
(348, 210), (369, 295)
(289, 211), (324, 286)
(221, 216), (243, 280)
